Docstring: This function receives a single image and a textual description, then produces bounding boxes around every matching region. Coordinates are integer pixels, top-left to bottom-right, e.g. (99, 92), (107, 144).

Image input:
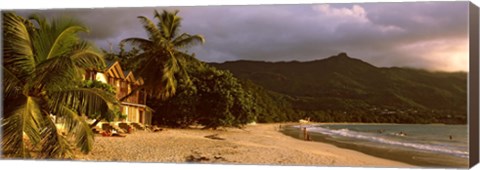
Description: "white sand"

(76, 123), (415, 168)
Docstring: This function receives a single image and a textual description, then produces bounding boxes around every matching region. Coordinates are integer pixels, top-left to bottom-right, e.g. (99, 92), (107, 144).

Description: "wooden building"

(85, 60), (151, 125)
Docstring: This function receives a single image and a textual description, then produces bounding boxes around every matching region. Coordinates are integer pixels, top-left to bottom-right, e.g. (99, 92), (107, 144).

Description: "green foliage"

(102, 42), (141, 71)
(239, 80), (297, 123)
(81, 79), (116, 94)
(150, 62), (256, 129)
(80, 80), (120, 122)
(2, 12), (118, 159)
(194, 68), (256, 128)
(211, 53), (467, 124)
(121, 9), (204, 100)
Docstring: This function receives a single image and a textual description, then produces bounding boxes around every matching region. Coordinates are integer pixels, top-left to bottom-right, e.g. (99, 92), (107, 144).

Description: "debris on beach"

(186, 150), (226, 163)
(151, 126), (164, 132)
(204, 134), (226, 140)
(186, 154), (210, 162)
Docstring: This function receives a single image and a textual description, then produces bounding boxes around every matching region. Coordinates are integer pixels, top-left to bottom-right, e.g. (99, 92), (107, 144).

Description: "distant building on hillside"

(84, 60), (151, 125)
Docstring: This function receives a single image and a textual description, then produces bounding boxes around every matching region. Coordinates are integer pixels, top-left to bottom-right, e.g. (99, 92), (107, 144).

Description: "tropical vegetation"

(2, 12), (118, 159)
(105, 10), (257, 129)
(119, 9), (205, 101)
(149, 62), (256, 129)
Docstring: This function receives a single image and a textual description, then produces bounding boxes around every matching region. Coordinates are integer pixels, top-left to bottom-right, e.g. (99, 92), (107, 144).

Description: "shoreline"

(289, 121), (467, 125)
(281, 123), (468, 168)
(77, 123), (414, 168)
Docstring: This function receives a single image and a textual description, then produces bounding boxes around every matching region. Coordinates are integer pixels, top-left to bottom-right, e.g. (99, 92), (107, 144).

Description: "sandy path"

(77, 124), (415, 168)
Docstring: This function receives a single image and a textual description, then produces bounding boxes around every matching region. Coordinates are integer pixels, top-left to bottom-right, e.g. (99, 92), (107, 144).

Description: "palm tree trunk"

(119, 86), (144, 102)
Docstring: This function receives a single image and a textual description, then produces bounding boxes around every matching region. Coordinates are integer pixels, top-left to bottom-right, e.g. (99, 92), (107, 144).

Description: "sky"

(9, 1), (471, 72)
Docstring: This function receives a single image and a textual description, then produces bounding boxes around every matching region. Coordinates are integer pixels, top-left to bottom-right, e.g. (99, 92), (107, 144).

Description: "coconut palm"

(2, 12), (117, 159)
(121, 9), (205, 100)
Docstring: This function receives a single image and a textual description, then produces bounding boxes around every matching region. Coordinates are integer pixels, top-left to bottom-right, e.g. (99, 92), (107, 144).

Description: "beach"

(281, 123), (468, 168)
(76, 123), (414, 167)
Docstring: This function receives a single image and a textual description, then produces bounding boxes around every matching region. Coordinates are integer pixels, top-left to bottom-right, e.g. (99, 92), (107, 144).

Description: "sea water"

(282, 124), (469, 167)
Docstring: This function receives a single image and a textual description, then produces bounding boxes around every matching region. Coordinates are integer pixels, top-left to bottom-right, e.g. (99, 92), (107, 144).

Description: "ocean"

(281, 124), (469, 168)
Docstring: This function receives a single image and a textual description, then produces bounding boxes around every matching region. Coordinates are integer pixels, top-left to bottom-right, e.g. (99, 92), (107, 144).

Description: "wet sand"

(281, 125), (468, 168)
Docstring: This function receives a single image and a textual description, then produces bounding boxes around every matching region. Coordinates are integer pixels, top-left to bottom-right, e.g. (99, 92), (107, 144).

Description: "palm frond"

(137, 16), (162, 43)
(156, 10), (182, 41)
(173, 52), (193, 86)
(172, 33), (205, 48)
(158, 51), (181, 99)
(71, 41), (105, 70)
(47, 105), (93, 154)
(2, 12), (35, 79)
(38, 115), (73, 159)
(1, 96), (43, 158)
(48, 87), (119, 119)
(121, 38), (153, 51)
(28, 14), (48, 31)
(29, 54), (81, 92)
(29, 14), (88, 62)
(29, 43), (102, 92)
(73, 119), (94, 154)
(3, 67), (24, 98)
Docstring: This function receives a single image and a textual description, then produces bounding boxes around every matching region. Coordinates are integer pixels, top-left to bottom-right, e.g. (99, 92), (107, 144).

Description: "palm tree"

(2, 12), (117, 159)
(121, 9), (205, 100)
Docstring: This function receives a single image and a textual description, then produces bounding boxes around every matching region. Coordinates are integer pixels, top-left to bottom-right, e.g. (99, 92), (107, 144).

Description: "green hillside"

(210, 53), (467, 124)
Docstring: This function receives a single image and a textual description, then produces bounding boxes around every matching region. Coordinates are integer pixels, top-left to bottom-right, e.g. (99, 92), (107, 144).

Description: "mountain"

(209, 53), (467, 124)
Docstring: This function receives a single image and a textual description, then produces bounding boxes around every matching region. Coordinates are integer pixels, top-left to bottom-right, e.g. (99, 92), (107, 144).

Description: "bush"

(151, 65), (256, 129)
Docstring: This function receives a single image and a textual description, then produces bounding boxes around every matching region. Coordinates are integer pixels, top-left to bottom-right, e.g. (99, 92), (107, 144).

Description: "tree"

(2, 12), (117, 159)
(102, 41), (140, 71)
(81, 79), (120, 127)
(150, 64), (256, 129)
(194, 67), (256, 128)
(121, 9), (204, 100)
(239, 80), (295, 123)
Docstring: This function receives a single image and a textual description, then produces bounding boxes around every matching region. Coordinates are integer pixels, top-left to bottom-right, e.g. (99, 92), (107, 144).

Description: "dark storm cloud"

(12, 1), (469, 71)
(16, 7), (155, 50)
(178, 2), (469, 71)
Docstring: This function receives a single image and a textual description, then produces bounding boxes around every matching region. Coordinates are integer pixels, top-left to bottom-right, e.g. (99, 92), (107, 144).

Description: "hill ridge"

(209, 52), (467, 124)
